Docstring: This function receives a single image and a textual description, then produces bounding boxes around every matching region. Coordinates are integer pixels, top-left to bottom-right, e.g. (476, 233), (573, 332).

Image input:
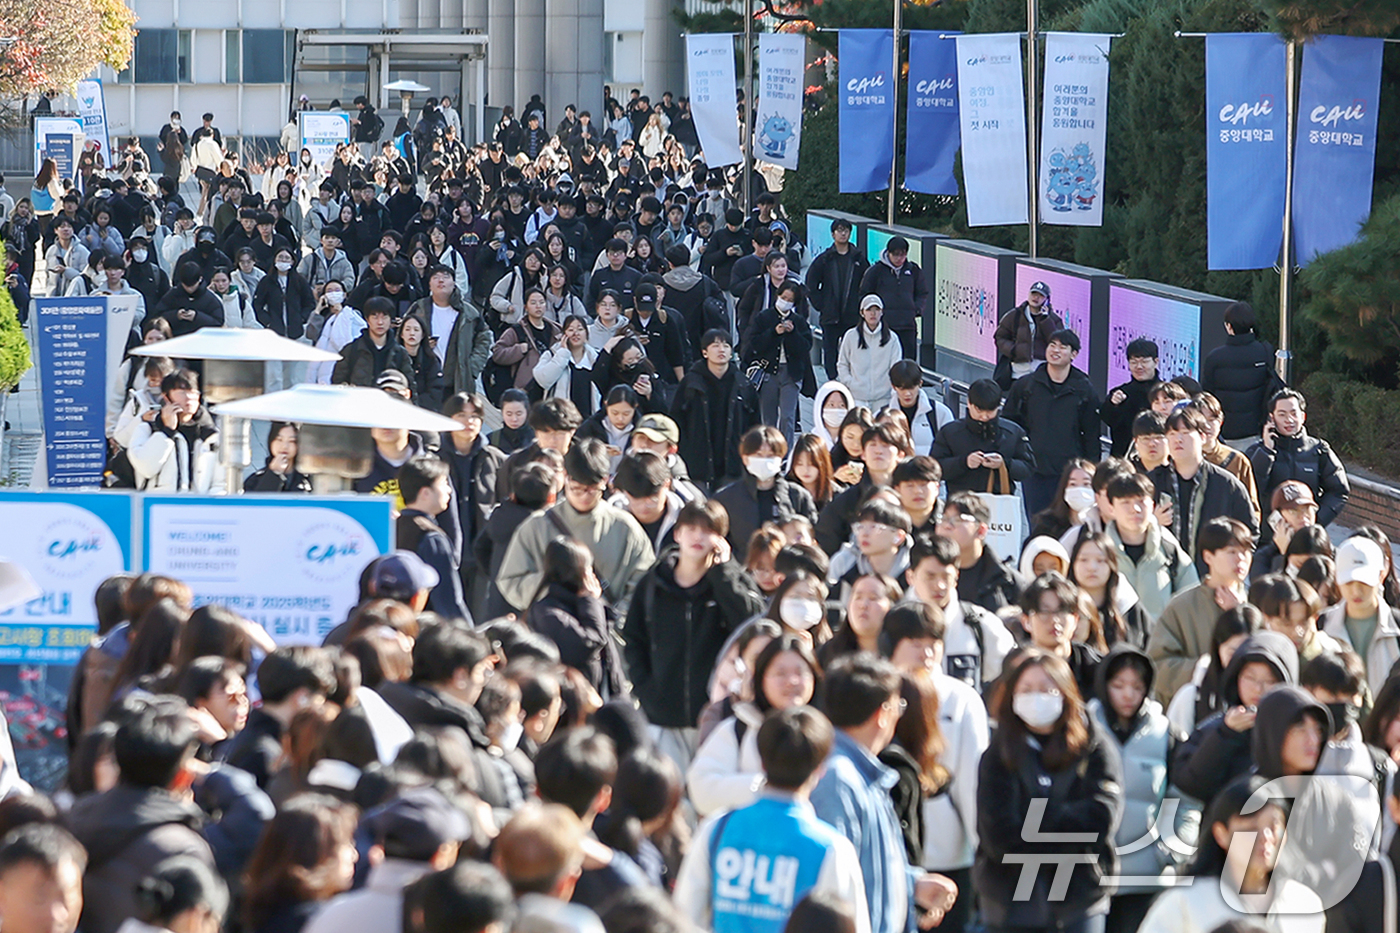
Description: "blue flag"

(839, 29), (895, 193)
(1205, 33), (1288, 270)
(905, 31), (961, 196)
(1293, 35), (1384, 265)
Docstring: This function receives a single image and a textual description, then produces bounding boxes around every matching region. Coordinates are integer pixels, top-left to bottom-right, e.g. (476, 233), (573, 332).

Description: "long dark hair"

(113, 598), (190, 695)
(242, 794), (358, 930)
(855, 303), (892, 350)
(1068, 531), (1128, 647)
(1033, 459), (1095, 536)
(1187, 773), (1287, 878)
(1364, 672), (1400, 750)
(1197, 605), (1262, 725)
(893, 669), (949, 794)
(993, 649), (1090, 772)
(787, 433), (836, 508)
(593, 749), (682, 861)
(534, 537), (593, 603)
(750, 635), (822, 714)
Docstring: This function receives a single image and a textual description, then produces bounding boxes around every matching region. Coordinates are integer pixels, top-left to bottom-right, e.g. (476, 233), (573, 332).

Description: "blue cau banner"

(1293, 35), (1384, 265)
(1205, 33), (1288, 271)
(33, 298), (108, 487)
(905, 31), (961, 196)
(839, 29), (895, 193)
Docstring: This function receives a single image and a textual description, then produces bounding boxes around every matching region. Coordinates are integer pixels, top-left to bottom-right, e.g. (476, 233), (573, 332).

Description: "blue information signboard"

(33, 297), (110, 487)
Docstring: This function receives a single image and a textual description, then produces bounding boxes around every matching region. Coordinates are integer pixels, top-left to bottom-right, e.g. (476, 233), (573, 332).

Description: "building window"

(125, 28), (192, 83)
(224, 29), (294, 84)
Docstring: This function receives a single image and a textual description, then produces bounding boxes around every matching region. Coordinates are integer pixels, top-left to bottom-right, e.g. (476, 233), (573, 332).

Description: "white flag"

(956, 34), (1028, 227)
(687, 34), (744, 167)
(1039, 33), (1112, 226)
(756, 33), (805, 170)
(76, 79), (113, 168)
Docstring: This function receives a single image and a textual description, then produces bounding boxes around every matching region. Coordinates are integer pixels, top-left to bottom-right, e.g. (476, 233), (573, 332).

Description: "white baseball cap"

(1336, 537), (1386, 588)
(860, 294), (884, 311)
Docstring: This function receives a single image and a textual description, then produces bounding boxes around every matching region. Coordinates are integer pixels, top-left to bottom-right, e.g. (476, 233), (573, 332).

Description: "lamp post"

(214, 385), (464, 494)
(129, 330), (342, 495)
(384, 79), (431, 121)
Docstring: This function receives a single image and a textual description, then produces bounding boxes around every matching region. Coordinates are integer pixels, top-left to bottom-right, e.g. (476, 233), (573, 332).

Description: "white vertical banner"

(756, 33), (805, 170)
(687, 34), (744, 167)
(956, 34), (1028, 227)
(75, 80), (113, 169)
(1039, 33), (1112, 226)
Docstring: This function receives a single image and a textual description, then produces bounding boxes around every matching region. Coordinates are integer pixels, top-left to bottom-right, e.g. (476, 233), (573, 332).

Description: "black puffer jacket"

(1200, 332), (1276, 440)
(376, 680), (513, 811)
(526, 583), (627, 700)
(1172, 630), (1298, 803)
(1248, 428), (1350, 527)
(671, 361), (759, 486)
(713, 474), (818, 553)
(859, 253), (929, 332)
(252, 268), (316, 339)
(974, 714), (1125, 928)
(621, 549), (765, 729)
(1004, 365), (1102, 477)
(932, 415), (1037, 494)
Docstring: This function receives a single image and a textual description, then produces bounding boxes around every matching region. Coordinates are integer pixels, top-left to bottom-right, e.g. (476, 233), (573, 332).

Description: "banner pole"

(1277, 38), (1297, 384)
(888, 1), (902, 224)
(1026, 0), (1039, 256)
(743, 0), (754, 215)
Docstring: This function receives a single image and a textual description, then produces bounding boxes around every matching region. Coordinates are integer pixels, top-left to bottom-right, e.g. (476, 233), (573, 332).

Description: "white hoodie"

(921, 670), (989, 871)
(812, 380), (855, 453)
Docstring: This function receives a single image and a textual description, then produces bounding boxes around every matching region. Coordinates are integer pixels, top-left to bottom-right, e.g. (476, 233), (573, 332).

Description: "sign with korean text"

(298, 111), (352, 172)
(905, 31), (961, 196)
(75, 80), (113, 169)
(756, 33), (805, 171)
(956, 34), (1029, 226)
(839, 29), (896, 193)
(1039, 33), (1111, 227)
(687, 34), (744, 167)
(1293, 35), (1384, 265)
(143, 496), (394, 645)
(1205, 33), (1287, 270)
(33, 118), (84, 179)
(33, 298), (111, 488)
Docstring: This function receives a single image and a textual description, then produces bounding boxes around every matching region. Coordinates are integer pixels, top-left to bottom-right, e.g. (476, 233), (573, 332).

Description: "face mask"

(822, 407), (848, 428)
(775, 298), (795, 313)
(498, 721), (523, 753)
(1325, 702), (1356, 732)
(275, 261), (293, 273)
(171, 119), (181, 128)
(746, 456), (783, 481)
(131, 249), (148, 263)
(1013, 691), (1064, 729)
(1064, 487), (1096, 513)
(302, 154), (312, 164)
(325, 290), (343, 306)
(780, 598), (824, 631)
(198, 242), (213, 253)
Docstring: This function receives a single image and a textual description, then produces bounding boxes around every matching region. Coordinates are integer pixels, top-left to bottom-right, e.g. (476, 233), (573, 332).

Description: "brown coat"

(490, 318), (563, 389)
(1205, 442), (1260, 515)
(994, 302), (1064, 364)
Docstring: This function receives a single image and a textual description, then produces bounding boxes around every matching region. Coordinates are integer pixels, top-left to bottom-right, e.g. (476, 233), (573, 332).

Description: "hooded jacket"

(1251, 684), (1332, 780)
(812, 381), (855, 453)
(1087, 645), (1194, 888)
(1004, 364), (1102, 477)
(663, 264), (725, 354)
(1019, 536), (1070, 578)
(888, 387), (955, 457)
(859, 252), (929, 332)
(933, 413), (1037, 494)
(1172, 631), (1298, 803)
(994, 301), (1064, 366)
(807, 243), (871, 335)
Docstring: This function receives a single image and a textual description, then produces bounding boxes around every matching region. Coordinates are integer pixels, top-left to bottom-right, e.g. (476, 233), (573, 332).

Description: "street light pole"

(888, 0), (901, 225)
(1026, 0), (1039, 257)
(1277, 38), (1298, 383)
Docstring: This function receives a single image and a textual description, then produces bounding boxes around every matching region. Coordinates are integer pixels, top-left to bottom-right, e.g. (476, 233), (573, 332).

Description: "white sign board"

(298, 112), (353, 173)
(143, 496), (394, 645)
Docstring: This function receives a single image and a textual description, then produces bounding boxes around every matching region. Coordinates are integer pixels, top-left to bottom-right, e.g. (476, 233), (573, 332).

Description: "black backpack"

(482, 323), (527, 406)
(364, 110), (385, 142)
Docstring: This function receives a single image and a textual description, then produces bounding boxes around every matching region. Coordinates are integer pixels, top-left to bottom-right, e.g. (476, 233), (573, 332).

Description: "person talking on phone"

(243, 422), (312, 493)
(1248, 387), (1350, 529)
(126, 368), (226, 492)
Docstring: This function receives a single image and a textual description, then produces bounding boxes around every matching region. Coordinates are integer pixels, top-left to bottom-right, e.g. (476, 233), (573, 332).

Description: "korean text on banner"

(956, 34), (1029, 226)
(1293, 35), (1384, 266)
(1039, 34), (1111, 227)
(756, 33), (806, 171)
(33, 298), (110, 488)
(839, 29), (895, 193)
(33, 119), (84, 179)
(687, 34), (743, 168)
(0, 492), (134, 663)
(143, 496), (394, 645)
(299, 112), (353, 171)
(75, 80), (113, 169)
(905, 31), (961, 196)
(1205, 33), (1288, 271)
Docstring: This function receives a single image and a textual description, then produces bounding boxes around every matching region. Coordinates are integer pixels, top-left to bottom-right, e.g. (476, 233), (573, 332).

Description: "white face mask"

(275, 261), (293, 273)
(1013, 691), (1064, 729)
(746, 456), (783, 482)
(822, 406), (848, 428)
(775, 298), (795, 313)
(498, 721), (523, 753)
(325, 290), (344, 306)
(780, 598), (824, 631)
(1064, 487), (1096, 513)
(171, 119), (181, 128)
(131, 249), (148, 263)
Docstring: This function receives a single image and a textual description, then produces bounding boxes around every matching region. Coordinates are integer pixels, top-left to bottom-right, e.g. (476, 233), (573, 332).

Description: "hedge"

(1299, 371), (1400, 480)
(0, 263), (29, 391)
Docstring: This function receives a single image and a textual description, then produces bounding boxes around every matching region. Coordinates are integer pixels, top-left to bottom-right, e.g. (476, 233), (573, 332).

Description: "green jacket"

(408, 291), (492, 397)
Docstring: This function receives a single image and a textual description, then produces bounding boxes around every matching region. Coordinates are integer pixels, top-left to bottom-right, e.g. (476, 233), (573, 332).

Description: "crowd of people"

(0, 83), (1396, 933)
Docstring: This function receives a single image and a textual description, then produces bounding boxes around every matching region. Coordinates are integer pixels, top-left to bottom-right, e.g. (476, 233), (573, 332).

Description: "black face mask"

(1324, 702), (1357, 733)
(198, 242), (213, 253)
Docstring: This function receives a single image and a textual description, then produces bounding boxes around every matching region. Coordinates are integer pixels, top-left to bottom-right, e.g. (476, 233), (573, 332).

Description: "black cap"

(635, 284), (658, 310)
(376, 369), (411, 393)
(364, 787), (471, 861)
(1029, 281), (1051, 299)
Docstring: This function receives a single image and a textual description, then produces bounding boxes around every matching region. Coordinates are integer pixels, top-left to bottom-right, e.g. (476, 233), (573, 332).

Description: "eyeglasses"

(937, 513), (977, 527)
(853, 522), (895, 535)
(1031, 609), (1075, 623)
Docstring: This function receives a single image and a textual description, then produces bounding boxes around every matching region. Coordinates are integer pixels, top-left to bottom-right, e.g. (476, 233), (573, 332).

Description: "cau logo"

(1310, 100), (1366, 128)
(846, 73), (886, 95)
(1218, 95), (1275, 126)
(40, 517), (107, 579)
(916, 76), (955, 94)
(296, 521), (367, 582)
